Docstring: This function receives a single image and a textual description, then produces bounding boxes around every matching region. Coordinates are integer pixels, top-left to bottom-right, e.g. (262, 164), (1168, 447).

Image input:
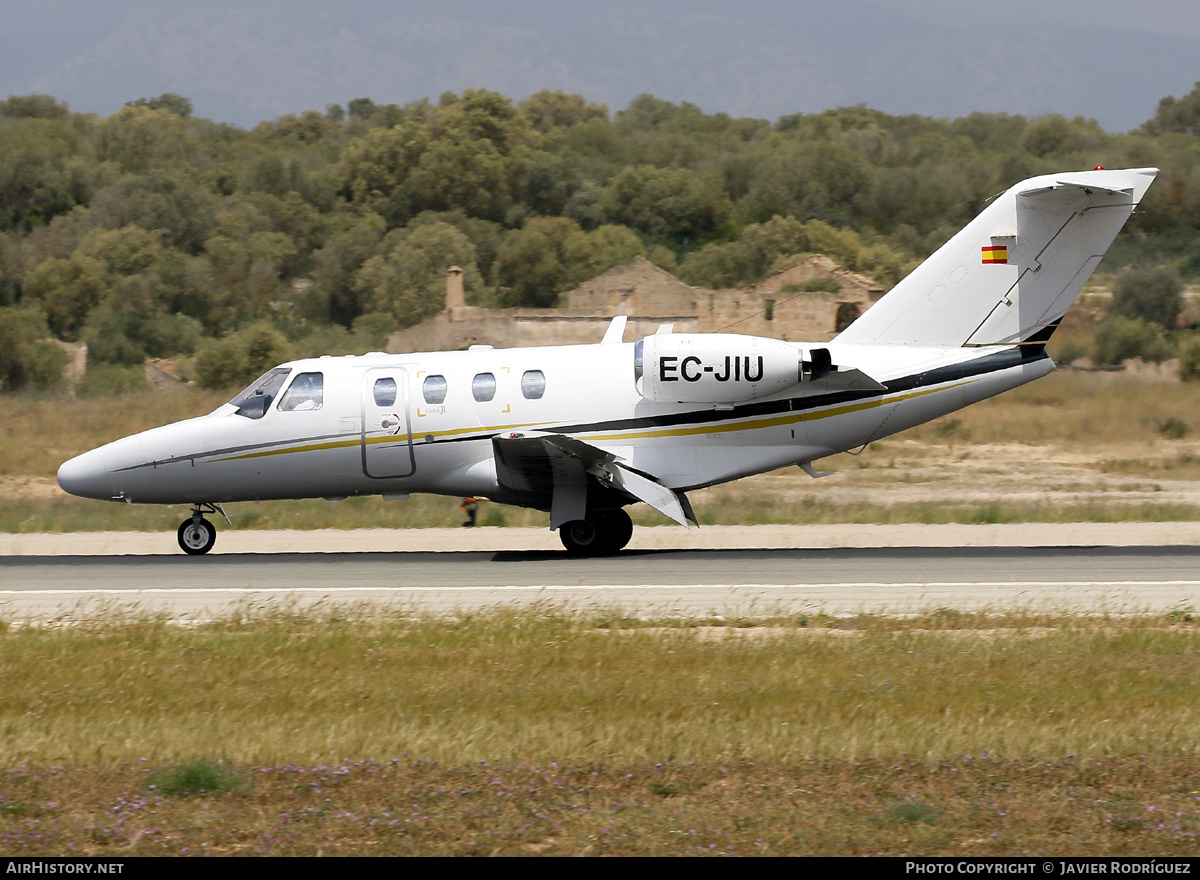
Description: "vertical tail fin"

(835, 167), (1157, 347)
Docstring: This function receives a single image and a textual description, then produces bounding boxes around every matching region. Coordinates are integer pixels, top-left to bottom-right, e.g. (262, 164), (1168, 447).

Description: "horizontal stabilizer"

(1019, 177), (1135, 198)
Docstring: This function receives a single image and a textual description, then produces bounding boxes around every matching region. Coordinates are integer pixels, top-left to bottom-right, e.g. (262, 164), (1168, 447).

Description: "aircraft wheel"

(177, 517), (217, 556)
(597, 509), (633, 554)
(559, 518), (604, 557)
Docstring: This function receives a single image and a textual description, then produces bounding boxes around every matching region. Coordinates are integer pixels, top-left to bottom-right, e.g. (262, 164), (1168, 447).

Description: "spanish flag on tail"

(981, 245), (1007, 264)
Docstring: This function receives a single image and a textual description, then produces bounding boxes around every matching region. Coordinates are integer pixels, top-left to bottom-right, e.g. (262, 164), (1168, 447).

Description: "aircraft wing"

(492, 432), (696, 529)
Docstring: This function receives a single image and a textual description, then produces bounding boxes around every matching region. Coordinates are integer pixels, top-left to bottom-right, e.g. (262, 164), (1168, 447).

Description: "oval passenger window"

(521, 370), (546, 399)
(472, 372), (496, 402)
(373, 377), (397, 407)
(422, 375), (448, 404)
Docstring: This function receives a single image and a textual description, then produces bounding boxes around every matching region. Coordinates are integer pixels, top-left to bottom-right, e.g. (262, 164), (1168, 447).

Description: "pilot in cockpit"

(281, 372), (323, 412)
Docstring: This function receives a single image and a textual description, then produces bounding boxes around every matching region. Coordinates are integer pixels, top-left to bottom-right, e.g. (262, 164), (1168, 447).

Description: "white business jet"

(58, 167), (1157, 556)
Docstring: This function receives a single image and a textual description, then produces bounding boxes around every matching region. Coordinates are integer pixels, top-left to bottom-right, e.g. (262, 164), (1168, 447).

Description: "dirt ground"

(714, 437), (1200, 512)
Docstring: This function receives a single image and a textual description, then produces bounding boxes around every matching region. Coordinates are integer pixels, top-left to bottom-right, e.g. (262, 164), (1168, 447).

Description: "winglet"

(601, 315), (628, 345)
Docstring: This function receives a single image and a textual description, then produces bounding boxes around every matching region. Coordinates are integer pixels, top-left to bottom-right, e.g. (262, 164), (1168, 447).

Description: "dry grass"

(1, 608), (1199, 856)
(4, 755), (1200, 856)
(3, 608), (1198, 767)
(0, 390), (229, 479)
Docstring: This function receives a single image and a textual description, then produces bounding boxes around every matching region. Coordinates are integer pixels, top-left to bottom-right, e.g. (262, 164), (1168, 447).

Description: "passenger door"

(361, 368), (415, 478)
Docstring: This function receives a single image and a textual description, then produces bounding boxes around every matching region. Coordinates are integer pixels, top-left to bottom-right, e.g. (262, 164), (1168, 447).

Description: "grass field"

(3, 369), (1199, 532)
(1, 608), (1198, 855)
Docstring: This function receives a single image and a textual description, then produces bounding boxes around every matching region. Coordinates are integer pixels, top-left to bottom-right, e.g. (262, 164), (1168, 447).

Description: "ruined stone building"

(386, 255), (886, 353)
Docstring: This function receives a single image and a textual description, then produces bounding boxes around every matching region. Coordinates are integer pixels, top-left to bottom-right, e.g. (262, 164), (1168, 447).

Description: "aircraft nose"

(57, 450), (112, 500)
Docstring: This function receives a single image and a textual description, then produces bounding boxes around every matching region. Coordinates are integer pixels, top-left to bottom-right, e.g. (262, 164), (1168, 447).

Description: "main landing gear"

(176, 503), (227, 555)
(558, 508), (634, 557)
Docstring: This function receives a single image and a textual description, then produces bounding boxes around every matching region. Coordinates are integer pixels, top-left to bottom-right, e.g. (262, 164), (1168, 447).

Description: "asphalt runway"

(2, 545), (1198, 620)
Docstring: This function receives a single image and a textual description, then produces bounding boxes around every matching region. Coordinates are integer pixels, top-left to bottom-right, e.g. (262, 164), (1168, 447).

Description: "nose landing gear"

(558, 508), (634, 557)
(176, 503), (229, 555)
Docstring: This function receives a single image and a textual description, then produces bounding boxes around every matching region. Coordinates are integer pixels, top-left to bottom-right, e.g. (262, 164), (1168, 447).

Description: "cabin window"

(472, 372), (496, 402)
(373, 377), (397, 407)
(422, 374), (448, 404)
(521, 370), (546, 399)
(278, 372), (324, 412)
(230, 368), (291, 420)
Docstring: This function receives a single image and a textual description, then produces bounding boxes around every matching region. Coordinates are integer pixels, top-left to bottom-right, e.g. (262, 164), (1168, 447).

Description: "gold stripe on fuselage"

(208, 380), (969, 465)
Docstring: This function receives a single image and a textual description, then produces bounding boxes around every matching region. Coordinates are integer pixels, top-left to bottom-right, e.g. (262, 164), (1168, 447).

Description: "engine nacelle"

(635, 333), (828, 404)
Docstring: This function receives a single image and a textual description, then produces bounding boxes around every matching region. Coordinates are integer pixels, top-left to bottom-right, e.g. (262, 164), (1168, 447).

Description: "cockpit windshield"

(230, 368), (291, 419)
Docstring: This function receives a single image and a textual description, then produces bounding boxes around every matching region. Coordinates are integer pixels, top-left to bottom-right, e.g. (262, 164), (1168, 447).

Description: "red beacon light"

(1094, 165), (1105, 170)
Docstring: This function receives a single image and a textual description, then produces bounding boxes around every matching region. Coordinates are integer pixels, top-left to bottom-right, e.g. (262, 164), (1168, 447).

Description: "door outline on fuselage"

(361, 367), (416, 479)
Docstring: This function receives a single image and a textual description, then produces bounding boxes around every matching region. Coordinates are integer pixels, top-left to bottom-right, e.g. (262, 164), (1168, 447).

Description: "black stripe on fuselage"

(454, 345), (1050, 442)
(112, 346), (1049, 469)
(112, 430), (350, 474)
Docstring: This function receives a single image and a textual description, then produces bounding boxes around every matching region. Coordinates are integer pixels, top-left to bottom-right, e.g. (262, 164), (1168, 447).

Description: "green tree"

(737, 140), (871, 225)
(677, 216), (869, 289)
(0, 306), (68, 391)
(85, 172), (217, 252)
(600, 165), (732, 246)
(521, 151), (587, 217)
(75, 225), (165, 276)
(407, 211), (504, 280)
(406, 90), (534, 220)
(0, 94), (70, 120)
(338, 121), (431, 223)
(1093, 315), (1170, 365)
(1111, 266), (1183, 328)
(406, 133), (513, 219)
(23, 253), (111, 340)
(265, 110), (341, 145)
(492, 217), (581, 308)
(563, 225), (644, 281)
(950, 112), (1028, 153)
(0, 116), (107, 229)
(353, 222), (481, 328)
(125, 93), (194, 118)
(80, 308), (147, 365)
(493, 218), (643, 307)
(519, 90), (608, 132)
(1143, 82), (1200, 136)
(92, 104), (194, 173)
(347, 98), (377, 121)
(193, 323), (292, 389)
(304, 214), (386, 325)
(1178, 334), (1200, 381)
(204, 230), (297, 329)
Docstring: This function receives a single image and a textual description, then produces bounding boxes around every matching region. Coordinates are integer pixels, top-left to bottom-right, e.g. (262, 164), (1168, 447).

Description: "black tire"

(559, 510), (633, 557)
(177, 518), (217, 555)
(598, 508), (634, 554)
(559, 518), (603, 557)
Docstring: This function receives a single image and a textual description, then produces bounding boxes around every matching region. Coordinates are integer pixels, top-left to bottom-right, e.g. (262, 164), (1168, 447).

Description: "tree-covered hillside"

(3, 85), (1200, 391)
